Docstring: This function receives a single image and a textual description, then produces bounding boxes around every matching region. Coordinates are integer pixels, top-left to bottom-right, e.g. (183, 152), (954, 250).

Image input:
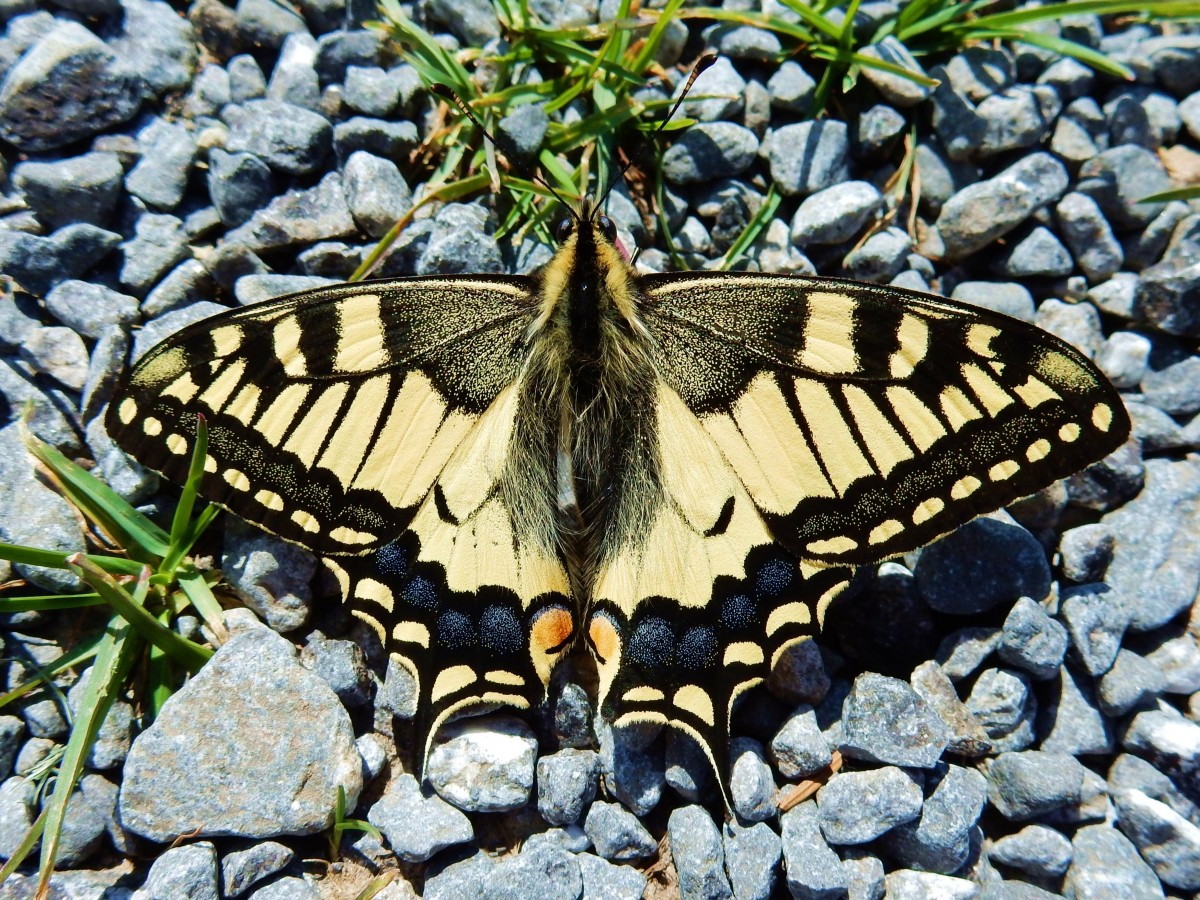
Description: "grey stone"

(1145, 630), (1200, 695)
(1136, 248), (1200, 338)
(705, 23), (781, 64)
(555, 681), (594, 749)
(1038, 665), (1112, 756)
(497, 102), (549, 162)
(1098, 649), (1167, 715)
(343, 65), (408, 118)
(722, 821), (780, 900)
(1096, 331), (1151, 389)
(126, 118), (198, 210)
(996, 597), (1067, 680)
(220, 841), (294, 897)
(883, 764), (987, 874)
(936, 152), (1069, 260)
(299, 632), (371, 710)
(841, 849), (885, 900)
(0, 422), (85, 591)
(0, 717), (23, 780)
(1077, 145), (1170, 231)
(1038, 56), (1094, 100)
(0, 20), (143, 152)
(235, 0), (306, 51)
(1113, 788), (1200, 890)
(770, 705), (832, 780)
(965, 668), (1035, 752)
(143, 258), (217, 319)
(944, 46), (1014, 101)
(426, 715), (537, 813)
(915, 517), (1051, 616)
(1058, 523), (1115, 583)
(248, 876), (320, 898)
(185, 63), (230, 117)
(843, 226), (910, 282)
(225, 99), (332, 175)
(668, 805), (732, 899)
(56, 772), (118, 866)
(414, 202), (503, 276)
(268, 33), (321, 110)
(929, 67), (985, 161)
(1109, 752), (1200, 824)
(583, 800), (657, 861)
(234, 274), (339, 305)
(332, 116), (420, 163)
(66, 677), (133, 770)
(1143, 353), (1200, 415)
(12, 151), (124, 229)
(724, 739), (772, 825)
(120, 212), (190, 297)
(109, 0), (196, 96)
(367, 773), (473, 863)
(996, 226), (1072, 278)
(222, 516), (316, 632)
(225, 172), (357, 253)
(208, 149), (275, 228)
(119, 627), (363, 841)
(1122, 709), (1200, 798)
(1102, 458), (1200, 632)
(840, 673), (949, 768)
(680, 55), (745, 123)
(537, 748), (600, 826)
(1065, 823), (1164, 900)
(0, 225), (121, 296)
(141, 841), (219, 900)
(859, 36), (931, 107)
(909, 662), (992, 758)
(780, 801), (847, 898)
(936, 628), (1001, 680)
(886, 871), (979, 898)
(577, 852), (645, 900)
(854, 103), (906, 155)
(976, 86), (1060, 156)
(427, 0), (499, 45)
(0, 776), (36, 859)
(818, 767), (923, 845)
(765, 636), (830, 706)
(988, 751), (1086, 821)
(663, 122), (759, 185)
(342, 150), (412, 239)
(989, 824), (1072, 878)
(1051, 114), (1100, 163)
(44, 281), (138, 341)
(132, 302), (228, 363)
(1056, 192), (1123, 283)
(314, 28), (386, 84)
(765, 120), (849, 196)
(19, 326), (89, 391)
(1060, 581), (1132, 676)
(766, 61), (815, 113)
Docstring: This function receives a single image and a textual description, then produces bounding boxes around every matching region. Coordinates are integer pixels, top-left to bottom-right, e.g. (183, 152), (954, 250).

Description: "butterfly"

(105, 190), (1129, 808)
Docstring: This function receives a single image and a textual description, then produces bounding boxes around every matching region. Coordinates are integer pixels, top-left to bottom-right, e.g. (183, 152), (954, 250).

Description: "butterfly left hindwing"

(106, 277), (577, 773)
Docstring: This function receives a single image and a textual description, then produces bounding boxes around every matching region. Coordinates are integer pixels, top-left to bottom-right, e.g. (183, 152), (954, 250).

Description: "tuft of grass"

(0, 420), (222, 893)
(364, 0), (698, 278)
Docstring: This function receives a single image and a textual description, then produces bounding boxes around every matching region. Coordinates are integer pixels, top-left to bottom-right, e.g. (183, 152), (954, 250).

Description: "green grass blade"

(69, 556), (212, 673)
(163, 415), (208, 575)
(718, 186), (782, 271)
(968, 27), (1136, 80)
(0, 594), (104, 613)
(176, 565), (227, 646)
(0, 808), (45, 883)
(25, 438), (171, 560)
(0, 638), (101, 710)
(36, 607), (138, 893)
(0, 542), (147, 577)
(966, 0), (1200, 30)
(1139, 185), (1200, 203)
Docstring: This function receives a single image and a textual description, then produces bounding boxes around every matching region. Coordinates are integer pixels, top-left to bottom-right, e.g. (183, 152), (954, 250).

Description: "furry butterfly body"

(107, 204), (1129, 804)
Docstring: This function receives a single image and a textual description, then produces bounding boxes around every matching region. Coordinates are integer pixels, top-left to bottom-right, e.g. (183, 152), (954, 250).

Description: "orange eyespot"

(587, 612), (621, 665)
(531, 606), (575, 657)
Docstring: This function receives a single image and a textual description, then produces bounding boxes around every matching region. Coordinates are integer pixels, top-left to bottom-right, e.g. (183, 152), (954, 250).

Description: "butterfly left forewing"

(640, 272), (1130, 567)
(587, 380), (851, 803)
(107, 278), (537, 556)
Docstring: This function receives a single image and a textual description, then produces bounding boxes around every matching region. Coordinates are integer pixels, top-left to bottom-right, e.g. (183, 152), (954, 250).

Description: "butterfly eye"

(556, 218), (574, 243)
(597, 215), (617, 242)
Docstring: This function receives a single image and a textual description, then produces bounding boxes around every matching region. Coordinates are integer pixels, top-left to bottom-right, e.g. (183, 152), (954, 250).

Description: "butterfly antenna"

(592, 52), (718, 217)
(429, 83), (579, 222)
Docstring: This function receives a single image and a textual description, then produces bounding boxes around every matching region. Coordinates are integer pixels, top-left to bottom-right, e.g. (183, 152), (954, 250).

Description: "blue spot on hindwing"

(481, 606), (523, 657)
(437, 610), (475, 649)
(627, 617), (674, 671)
(677, 626), (718, 671)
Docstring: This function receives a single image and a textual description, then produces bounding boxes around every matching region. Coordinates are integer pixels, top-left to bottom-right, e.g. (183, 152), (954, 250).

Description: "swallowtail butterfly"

(106, 93), (1129, 809)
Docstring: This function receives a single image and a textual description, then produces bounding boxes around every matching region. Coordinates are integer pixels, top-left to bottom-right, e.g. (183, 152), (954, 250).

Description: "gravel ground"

(1, 0), (1199, 898)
